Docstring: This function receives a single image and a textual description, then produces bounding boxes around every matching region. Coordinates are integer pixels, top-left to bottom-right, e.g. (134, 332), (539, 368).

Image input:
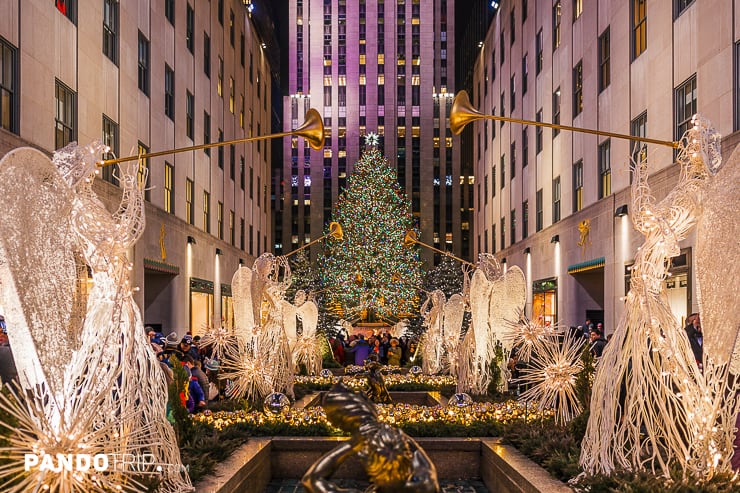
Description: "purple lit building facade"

(275, 0), (474, 266)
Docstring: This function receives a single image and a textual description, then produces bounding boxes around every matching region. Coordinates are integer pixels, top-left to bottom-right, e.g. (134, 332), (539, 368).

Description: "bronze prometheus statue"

(302, 381), (439, 493)
(363, 354), (392, 404)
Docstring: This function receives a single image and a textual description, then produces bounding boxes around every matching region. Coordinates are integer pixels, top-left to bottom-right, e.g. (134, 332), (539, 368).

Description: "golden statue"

(363, 353), (392, 404)
(577, 219), (591, 257)
(159, 223), (167, 261)
(302, 381), (439, 493)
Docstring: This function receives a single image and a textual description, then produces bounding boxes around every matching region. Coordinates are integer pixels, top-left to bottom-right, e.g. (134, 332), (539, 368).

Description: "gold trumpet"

(283, 221), (343, 258)
(98, 108), (325, 167)
(403, 230), (476, 268)
(450, 90), (678, 148)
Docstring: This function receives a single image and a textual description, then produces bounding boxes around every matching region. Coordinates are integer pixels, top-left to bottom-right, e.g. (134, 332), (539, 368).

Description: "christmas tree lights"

(319, 148), (422, 321)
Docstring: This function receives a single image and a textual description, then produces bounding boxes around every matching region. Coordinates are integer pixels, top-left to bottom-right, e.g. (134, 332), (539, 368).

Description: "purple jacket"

(351, 340), (371, 366)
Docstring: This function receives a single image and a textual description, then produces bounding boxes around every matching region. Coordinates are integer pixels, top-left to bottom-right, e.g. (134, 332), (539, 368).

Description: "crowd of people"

(147, 330), (221, 413)
(328, 332), (419, 368)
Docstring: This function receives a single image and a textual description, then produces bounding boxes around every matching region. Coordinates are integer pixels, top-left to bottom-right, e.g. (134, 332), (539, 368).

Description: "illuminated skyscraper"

(275, 0), (473, 265)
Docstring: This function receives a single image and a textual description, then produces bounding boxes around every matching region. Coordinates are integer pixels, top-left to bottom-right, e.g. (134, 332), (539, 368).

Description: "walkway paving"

(264, 479), (489, 492)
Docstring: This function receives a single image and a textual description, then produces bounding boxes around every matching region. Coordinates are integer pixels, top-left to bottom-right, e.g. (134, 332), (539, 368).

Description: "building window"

(598, 28), (610, 92)
(229, 10), (235, 46)
(631, 111), (647, 182)
(165, 0), (174, 25)
(510, 8), (515, 45)
(218, 129), (224, 169)
(522, 200), (529, 239)
(0, 37), (18, 133)
(186, 91), (194, 140)
(510, 143), (516, 179)
(500, 32), (505, 65)
(56, 0), (76, 24)
(164, 162), (174, 214)
(574, 0), (583, 20)
(522, 128), (529, 168)
(510, 209), (516, 246)
(229, 210), (235, 246)
(240, 218), (245, 251)
(598, 139), (611, 199)
(573, 160), (583, 212)
(552, 88), (561, 137)
(218, 57), (223, 97)
(510, 75), (516, 111)
(491, 166), (496, 198)
(204, 33), (210, 77)
(229, 78), (234, 113)
(632, 0), (647, 60)
(164, 64), (174, 120)
(137, 142), (150, 201)
(228, 146), (235, 179)
(536, 29), (543, 74)
(217, 202), (223, 240)
(500, 217), (505, 251)
(186, 179), (194, 225)
(553, 1), (561, 50)
(137, 32), (149, 95)
(675, 74), (697, 140)
(102, 0), (118, 64)
(536, 189), (543, 232)
(203, 112), (211, 156)
(536, 110), (543, 154)
(55, 80), (76, 149)
(218, 0), (224, 25)
(500, 154), (505, 189)
(186, 4), (194, 53)
(552, 176), (561, 223)
(203, 191), (210, 233)
(522, 54), (528, 95)
(101, 115), (118, 185)
(573, 60), (583, 117)
(674, 0), (694, 18)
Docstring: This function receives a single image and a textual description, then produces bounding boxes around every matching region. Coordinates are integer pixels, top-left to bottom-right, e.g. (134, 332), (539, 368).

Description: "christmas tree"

(421, 255), (466, 299)
(319, 146), (422, 322)
(286, 249), (320, 302)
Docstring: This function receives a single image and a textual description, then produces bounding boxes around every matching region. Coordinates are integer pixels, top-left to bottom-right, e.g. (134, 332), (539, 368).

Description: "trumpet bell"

(329, 221), (344, 241)
(292, 108), (325, 150)
(403, 230), (418, 248)
(449, 90), (484, 135)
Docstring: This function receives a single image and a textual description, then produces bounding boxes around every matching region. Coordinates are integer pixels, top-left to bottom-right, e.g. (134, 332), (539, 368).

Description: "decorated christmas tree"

(286, 249), (320, 302)
(319, 145), (422, 322)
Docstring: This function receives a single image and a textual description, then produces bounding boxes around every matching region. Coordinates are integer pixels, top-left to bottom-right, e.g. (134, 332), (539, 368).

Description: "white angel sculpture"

(457, 254), (526, 394)
(0, 143), (190, 492)
(221, 253), (295, 400)
(581, 116), (740, 479)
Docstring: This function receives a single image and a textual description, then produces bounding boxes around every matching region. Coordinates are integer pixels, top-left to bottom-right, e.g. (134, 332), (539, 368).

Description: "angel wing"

(443, 293), (465, 347)
(469, 268), (495, 364)
(0, 148), (83, 399)
(489, 265), (527, 352)
(281, 298), (298, 348)
(232, 265), (257, 340)
(296, 299), (319, 339)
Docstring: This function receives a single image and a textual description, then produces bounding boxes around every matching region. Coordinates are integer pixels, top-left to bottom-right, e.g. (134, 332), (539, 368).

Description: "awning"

(144, 258), (180, 275)
(567, 256), (605, 275)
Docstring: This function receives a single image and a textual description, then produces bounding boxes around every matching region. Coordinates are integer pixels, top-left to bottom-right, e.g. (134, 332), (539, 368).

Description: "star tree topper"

(364, 132), (380, 147)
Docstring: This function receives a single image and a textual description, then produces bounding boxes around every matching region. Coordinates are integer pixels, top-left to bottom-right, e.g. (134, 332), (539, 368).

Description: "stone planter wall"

(194, 437), (571, 493)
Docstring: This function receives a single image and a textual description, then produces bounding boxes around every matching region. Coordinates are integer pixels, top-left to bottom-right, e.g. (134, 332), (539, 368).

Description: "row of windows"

(479, 71), (697, 177)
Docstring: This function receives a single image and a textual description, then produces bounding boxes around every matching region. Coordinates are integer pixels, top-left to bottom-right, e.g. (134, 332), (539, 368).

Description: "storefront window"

(221, 283), (234, 332)
(190, 278), (213, 337)
(532, 278), (557, 327)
